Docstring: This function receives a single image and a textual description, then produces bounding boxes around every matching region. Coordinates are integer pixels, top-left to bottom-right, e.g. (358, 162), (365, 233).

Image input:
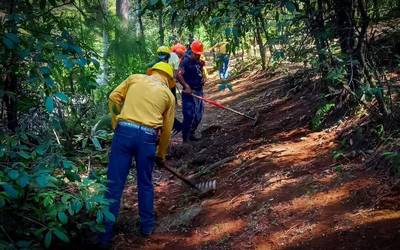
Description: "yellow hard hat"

(150, 62), (173, 79)
(157, 46), (171, 54)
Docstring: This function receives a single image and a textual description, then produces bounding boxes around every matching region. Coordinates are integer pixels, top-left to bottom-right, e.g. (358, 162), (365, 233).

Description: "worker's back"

(112, 74), (174, 128)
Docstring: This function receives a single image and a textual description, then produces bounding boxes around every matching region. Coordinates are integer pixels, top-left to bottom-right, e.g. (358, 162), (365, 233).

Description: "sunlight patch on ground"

(187, 219), (246, 246)
(272, 177), (374, 212)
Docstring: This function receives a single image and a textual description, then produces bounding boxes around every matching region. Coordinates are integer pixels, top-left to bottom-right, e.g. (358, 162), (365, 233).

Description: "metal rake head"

(195, 180), (217, 194)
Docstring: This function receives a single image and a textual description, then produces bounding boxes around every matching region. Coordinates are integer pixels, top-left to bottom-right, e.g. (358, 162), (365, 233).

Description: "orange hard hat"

(172, 43), (186, 56)
(190, 40), (204, 55)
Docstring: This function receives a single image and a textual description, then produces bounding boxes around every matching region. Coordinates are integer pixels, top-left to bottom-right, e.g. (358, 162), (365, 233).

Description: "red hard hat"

(190, 40), (204, 55)
(172, 43), (186, 56)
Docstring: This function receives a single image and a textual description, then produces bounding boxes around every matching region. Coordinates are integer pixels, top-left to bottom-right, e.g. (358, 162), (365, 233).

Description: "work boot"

(140, 227), (155, 238)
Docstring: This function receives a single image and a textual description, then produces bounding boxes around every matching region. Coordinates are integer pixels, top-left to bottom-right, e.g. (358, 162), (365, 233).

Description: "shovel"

(158, 161), (216, 195)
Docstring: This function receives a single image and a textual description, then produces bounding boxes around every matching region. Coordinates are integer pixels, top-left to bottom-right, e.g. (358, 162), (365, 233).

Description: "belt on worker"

(118, 121), (157, 135)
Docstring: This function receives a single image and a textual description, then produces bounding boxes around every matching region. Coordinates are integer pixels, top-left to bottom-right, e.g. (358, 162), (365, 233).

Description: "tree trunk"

(358, 0), (388, 117)
(259, 16), (274, 68)
(116, 0), (129, 28)
(158, 8), (164, 45)
(254, 17), (266, 70)
(98, 0), (109, 85)
(135, 0), (144, 39)
(372, 0), (380, 20)
(333, 0), (359, 90)
(304, 0), (329, 76)
(3, 0), (18, 131)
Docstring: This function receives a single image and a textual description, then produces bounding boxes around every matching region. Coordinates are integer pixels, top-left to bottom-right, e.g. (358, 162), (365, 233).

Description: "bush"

(0, 131), (113, 249)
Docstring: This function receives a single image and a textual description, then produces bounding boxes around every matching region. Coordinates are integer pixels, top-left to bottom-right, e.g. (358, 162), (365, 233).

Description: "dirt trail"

(114, 68), (400, 249)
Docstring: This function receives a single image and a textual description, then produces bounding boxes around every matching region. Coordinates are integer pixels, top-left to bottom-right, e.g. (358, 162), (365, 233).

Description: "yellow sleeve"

(156, 96), (175, 159)
(108, 100), (122, 129)
(108, 76), (134, 129)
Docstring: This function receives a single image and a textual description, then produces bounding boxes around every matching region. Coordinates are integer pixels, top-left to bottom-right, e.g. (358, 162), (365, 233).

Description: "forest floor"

(111, 64), (400, 250)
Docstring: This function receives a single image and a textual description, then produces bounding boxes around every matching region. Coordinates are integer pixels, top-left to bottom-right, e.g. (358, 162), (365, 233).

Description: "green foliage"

(0, 132), (112, 248)
(0, 1), (117, 248)
(326, 66), (347, 84)
(334, 164), (343, 173)
(310, 103), (336, 130)
(218, 82), (233, 92)
(1, 0), (400, 248)
(332, 149), (345, 160)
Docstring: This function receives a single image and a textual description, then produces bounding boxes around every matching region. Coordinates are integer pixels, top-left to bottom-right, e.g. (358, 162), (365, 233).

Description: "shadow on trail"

(283, 217), (400, 250)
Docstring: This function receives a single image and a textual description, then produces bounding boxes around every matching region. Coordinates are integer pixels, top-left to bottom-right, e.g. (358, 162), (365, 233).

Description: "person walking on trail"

(212, 41), (230, 80)
(100, 62), (175, 247)
(177, 40), (206, 143)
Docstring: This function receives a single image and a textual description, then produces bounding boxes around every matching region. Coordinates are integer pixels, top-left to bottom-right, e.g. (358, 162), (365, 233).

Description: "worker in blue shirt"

(176, 40), (205, 142)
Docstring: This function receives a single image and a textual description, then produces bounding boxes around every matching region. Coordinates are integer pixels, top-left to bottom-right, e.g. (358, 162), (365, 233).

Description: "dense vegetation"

(1, 0), (399, 248)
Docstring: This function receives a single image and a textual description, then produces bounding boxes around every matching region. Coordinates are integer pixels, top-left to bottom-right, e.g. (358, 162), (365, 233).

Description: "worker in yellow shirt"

(212, 41), (230, 80)
(100, 62), (175, 247)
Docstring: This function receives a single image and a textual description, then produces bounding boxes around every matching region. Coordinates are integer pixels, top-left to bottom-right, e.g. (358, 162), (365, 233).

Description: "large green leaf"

(58, 211), (68, 224)
(285, 0), (296, 13)
(17, 173), (30, 188)
(96, 210), (103, 224)
(35, 143), (49, 155)
(44, 231), (52, 248)
(2, 37), (14, 49)
(35, 175), (49, 188)
(4, 33), (20, 44)
(62, 160), (74, 169)
(45, 96), (54, 113)
(17, 151), (31, 159)
(55, 92), (69, 103)
(72, 199), (82, 214)
(62, 57), (74, 69)
(0, 182), (18, 198)
(53, 228), (70, 242)
(103, 209), (116, 222)
(150, 0), (160, 6)
(8, 169), (19, 180)
(91, 137), (102, 151)
(44, 77), (55, 87)
(39, 66), (50, 75)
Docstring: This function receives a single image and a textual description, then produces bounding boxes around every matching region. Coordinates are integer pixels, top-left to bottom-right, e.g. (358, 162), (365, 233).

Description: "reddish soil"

(112, 68), (400, 249)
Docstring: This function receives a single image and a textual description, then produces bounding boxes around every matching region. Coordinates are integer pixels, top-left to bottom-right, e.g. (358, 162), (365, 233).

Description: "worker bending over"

(100, 62), (175, 247)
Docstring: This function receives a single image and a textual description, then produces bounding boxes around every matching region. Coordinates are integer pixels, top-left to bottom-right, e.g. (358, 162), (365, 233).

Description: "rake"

(159, 161), (216, 195)
(191, 94), (259, 126)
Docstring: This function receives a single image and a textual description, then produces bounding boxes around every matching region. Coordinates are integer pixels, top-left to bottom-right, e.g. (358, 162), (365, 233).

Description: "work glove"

(182, 85), (192, 94)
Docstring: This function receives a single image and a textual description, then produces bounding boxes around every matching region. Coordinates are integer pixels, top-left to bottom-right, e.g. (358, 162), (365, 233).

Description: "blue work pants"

(218, 54), (230, 80)
(182, 90), (204, 141)
(99, 123), (157, 245)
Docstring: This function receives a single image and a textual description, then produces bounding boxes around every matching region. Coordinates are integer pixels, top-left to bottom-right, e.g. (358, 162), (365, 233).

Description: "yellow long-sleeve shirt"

(108, 72), (175, 159)
(212, 42), (229, 54)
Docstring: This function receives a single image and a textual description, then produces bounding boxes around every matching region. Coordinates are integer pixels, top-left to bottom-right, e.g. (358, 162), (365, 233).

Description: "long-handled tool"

(191, 94), (259, 125)
(159, 162), (216, 195)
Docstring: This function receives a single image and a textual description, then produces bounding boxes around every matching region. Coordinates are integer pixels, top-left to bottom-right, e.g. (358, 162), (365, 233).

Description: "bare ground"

(112, 67), (400, 250)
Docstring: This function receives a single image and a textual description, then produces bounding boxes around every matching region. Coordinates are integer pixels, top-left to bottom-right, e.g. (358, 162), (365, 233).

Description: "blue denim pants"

(218, 54), (230, 80)
(182, 90), (204, 141)
(99, 122), (157, 245)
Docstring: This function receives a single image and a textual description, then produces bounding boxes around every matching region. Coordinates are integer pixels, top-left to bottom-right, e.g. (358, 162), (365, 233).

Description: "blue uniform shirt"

(180, 50), (203, 91)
